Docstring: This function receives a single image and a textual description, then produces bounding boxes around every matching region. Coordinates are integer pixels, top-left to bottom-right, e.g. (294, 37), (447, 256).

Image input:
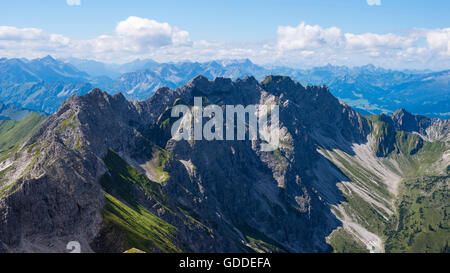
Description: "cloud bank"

(276, 22), (417, 52)
(0, 16), (448, 70)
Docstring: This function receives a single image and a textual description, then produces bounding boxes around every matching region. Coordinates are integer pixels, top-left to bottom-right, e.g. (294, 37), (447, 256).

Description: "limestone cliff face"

(0, 75), (447, 253)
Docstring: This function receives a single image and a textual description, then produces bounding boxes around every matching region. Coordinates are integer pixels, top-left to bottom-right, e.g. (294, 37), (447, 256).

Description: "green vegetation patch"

(328, 227), (369, 253)
(0, 165), (13, 182)
(365, 115), (396, 157)
(101, 148), (167, 205)
(56, 114), (78, 131)
(0, 182), (15, 198)
(103, 193), (180, 253)
(394, 131), (423, 155)
(388, 140), (446, 178)
(0, 113), (46, 161)
(99, 149), (181, 252)
(385, 175), (449, 253)
(151, 146), (171, 183)
(131, 137), (172, 184)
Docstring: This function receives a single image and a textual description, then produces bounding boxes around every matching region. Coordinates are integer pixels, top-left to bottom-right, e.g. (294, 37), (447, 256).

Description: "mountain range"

(0, 75), (448, 253)
(0, 103), (44, 121)
(0, 56), (448, 118)
(0, 56), (94, 113)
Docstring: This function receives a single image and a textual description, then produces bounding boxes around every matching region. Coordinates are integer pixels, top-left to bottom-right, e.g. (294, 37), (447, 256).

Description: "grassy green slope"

(98, 149), (180, 253)
(0, 113), (46, 161)
(328, 227), (369, 253)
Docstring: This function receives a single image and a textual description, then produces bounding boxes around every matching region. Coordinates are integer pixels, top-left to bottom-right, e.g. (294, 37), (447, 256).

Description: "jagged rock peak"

(39, 55), (58, 63)
(112, 92), (127, 101)
(213, 77), (233, 85)
(82, 88), (128, 106)
(260, 75), (305, 95)
(187, 74), (210, 87)
(260, 75), (299, 89)
(239, 75), (258, 83)
(391, 108), (431, 133)
(63, 88), (112, 109)
(261, 75), (294, 84)
(185, 75), (236, 96)
(88, 88), (105, 96)
(392, 108), (414, 119)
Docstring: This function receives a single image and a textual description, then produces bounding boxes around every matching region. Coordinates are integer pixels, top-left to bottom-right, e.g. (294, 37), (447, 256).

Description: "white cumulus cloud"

(276, 22), (413, 52)
(277, 22), (343, 51)
(79, 16), (192, 57)
(345, 32), (415, 50)
(114, 16), (191, 48)
(66, 0), (81, 6)
(425, 28), (450, 56)
(0, 26), (71, 58)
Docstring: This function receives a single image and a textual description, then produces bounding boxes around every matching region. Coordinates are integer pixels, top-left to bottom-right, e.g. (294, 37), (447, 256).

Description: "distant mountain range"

(62, 57), (159, 79)
(0, 56), (448, 118)
(0, 56), (94, 113)
(0, 56), (89, 83)
(0, 103), (44, 121)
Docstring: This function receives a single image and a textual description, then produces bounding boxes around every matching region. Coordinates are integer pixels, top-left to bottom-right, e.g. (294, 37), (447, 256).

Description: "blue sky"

(0, 0), (449, 69)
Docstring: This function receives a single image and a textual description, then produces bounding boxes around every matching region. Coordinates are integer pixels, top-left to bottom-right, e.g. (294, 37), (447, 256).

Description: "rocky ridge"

(0, 75), (448, 253)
